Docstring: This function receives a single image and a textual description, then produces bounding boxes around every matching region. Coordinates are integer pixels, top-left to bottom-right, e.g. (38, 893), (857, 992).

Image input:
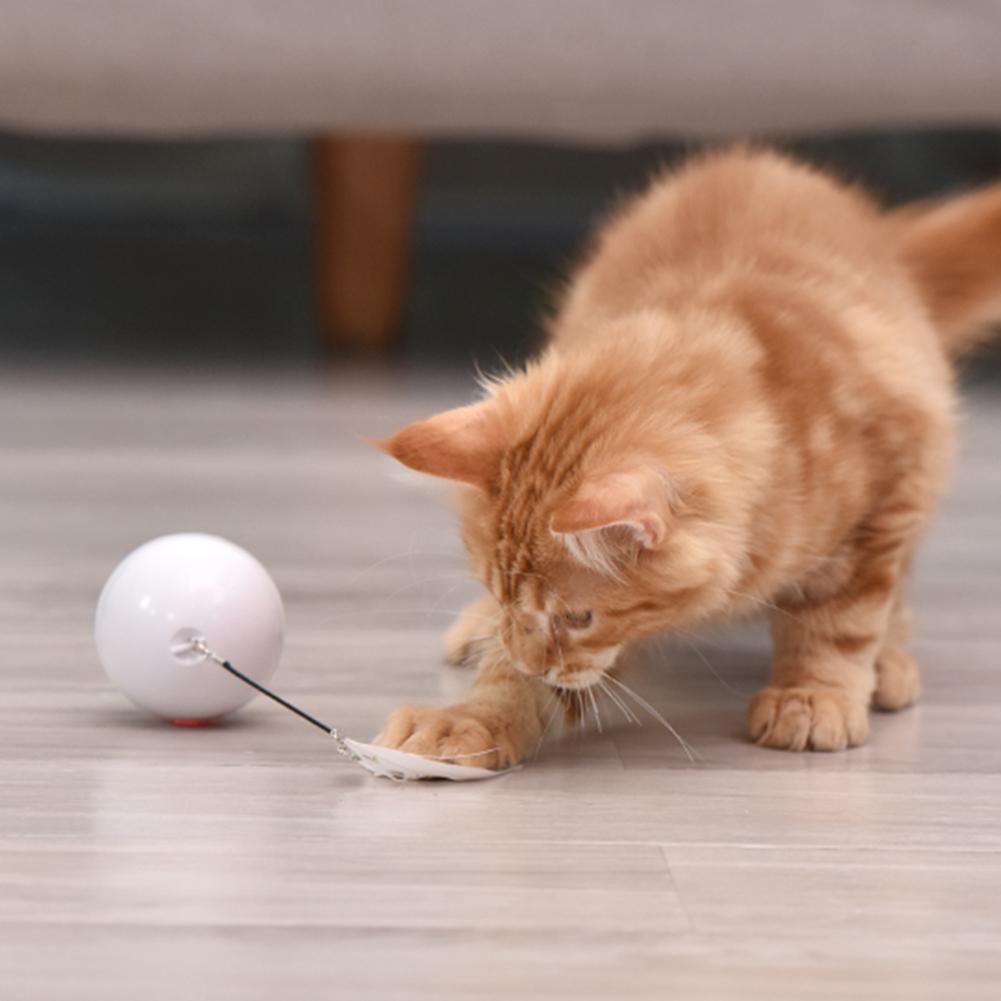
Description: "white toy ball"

(95, 533), (284, 724)
(95, 533), (513, 782)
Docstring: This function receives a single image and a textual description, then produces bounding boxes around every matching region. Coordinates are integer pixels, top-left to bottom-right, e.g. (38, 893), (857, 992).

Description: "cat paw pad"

(748, 685), (869, 751)
(375, 704), (513, 769)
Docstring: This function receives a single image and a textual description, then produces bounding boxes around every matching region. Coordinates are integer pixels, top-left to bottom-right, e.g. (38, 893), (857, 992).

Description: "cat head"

(376, 354), (744, 690)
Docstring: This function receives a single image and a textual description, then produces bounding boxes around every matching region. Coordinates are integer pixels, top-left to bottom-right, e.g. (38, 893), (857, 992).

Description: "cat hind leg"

(873, 594), (922, 711)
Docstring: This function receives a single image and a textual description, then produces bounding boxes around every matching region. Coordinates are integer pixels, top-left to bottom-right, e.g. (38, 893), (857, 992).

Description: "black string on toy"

(185, 639), (508, 781)
(188, 639), (357, 756)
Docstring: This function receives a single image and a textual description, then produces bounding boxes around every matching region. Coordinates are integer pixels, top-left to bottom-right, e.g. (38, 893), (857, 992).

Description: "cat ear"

(375, 402), (501, 489)
(550, 469), (671, 574)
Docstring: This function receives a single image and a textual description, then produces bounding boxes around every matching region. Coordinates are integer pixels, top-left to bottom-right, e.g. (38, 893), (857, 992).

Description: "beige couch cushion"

(3, 1), (1001, 140)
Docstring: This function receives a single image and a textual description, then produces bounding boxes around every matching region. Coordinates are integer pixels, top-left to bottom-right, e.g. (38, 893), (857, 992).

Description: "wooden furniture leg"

(312, 136), (423, 353)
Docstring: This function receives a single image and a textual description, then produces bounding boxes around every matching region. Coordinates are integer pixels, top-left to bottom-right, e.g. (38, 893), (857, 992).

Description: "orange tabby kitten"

(374, 148), (1001, 766)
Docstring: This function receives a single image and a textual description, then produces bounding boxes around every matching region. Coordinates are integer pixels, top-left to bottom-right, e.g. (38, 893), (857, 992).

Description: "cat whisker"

(319, 606), (495, 628)
(598, 678), (640, 725)
(586, 684), (603, 734)
(605, 682), (640, 725)
(724, 587), (807, 626)
(376, 571), (476, 607)
(316, 573), (477, 627)
(605, 675), (701, 763)
(341, 548), (462, 592)
(671, 629), (747, 699)
(424, 576), (482, 626)
(535, 690), (562, 757)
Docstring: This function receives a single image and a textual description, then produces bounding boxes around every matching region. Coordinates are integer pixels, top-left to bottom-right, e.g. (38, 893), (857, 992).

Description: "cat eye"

(560, 610), (593, 630)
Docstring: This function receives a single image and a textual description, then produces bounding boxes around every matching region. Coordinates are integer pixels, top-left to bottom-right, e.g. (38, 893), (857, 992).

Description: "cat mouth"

(544, 667), (607, 690)
(545, 645), (623, 688)
(510, 659), (605, 689)
(509, 645), (622, 689)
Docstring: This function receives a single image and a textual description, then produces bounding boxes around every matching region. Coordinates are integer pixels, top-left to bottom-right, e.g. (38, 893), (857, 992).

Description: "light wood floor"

(2, 367), (1000, 1000)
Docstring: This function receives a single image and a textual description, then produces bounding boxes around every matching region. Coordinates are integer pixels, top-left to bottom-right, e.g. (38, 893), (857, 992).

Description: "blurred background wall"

(3, 2), (1001, 373)
(4, 132), (1001, 371)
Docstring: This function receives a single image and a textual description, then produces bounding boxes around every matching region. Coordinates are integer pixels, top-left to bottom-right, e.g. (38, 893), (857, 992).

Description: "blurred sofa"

(3, 1), (1001, 349)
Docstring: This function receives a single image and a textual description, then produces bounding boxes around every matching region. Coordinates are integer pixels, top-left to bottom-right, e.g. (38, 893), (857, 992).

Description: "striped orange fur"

(374, 148), (1001, 766)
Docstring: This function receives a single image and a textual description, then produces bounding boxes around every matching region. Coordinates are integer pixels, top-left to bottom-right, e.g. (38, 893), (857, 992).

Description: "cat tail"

(891, 182), (1001, 358)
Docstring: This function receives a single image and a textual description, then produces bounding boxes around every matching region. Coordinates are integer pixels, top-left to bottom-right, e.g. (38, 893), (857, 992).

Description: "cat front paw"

(374, 703), (518, 770)
(747, 685), (869, 752)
